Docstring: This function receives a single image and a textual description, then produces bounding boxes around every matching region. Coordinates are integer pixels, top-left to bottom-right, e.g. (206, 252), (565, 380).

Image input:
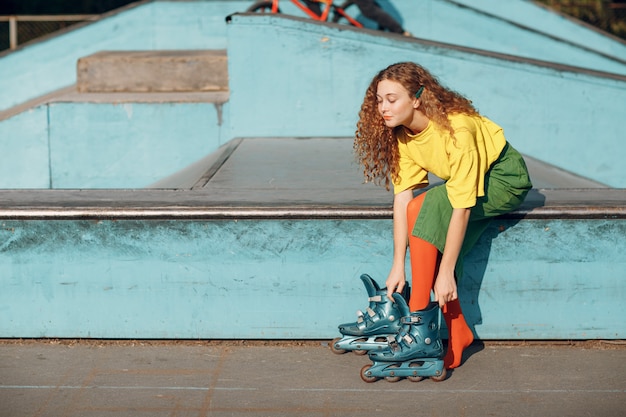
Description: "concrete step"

(76, 50), (228, 93)
(0, 138), (624, 339)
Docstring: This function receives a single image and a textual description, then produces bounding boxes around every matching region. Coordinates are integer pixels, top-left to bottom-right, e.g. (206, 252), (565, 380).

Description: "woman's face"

(376, 79), (416, 129)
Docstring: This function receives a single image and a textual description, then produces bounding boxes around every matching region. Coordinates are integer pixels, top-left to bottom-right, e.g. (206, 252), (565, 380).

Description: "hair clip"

(415, 86), (425, 99)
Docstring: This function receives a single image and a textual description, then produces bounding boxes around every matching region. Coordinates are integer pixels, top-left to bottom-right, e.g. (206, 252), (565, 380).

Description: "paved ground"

(0, 339), (624, 417)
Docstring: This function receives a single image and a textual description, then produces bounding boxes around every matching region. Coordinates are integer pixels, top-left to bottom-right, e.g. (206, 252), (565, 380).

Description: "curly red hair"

(354, 62), (479, 190)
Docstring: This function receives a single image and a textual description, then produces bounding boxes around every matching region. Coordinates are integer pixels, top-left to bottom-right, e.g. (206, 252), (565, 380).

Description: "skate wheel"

(353, 349), (367, 356)
(430, 367), (447, 382)
(360, 364), (379, 383)
(407, 362), (425, 382)
(329, 337), (346, 355)
(384, 364), (401, 382)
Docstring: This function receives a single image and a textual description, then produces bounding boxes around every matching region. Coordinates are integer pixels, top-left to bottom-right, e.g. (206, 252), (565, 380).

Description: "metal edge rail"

(0, 204), (625, 220)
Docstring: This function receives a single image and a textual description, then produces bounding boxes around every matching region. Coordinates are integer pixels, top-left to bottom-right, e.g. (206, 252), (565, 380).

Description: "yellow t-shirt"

(393, 113), (507, 208)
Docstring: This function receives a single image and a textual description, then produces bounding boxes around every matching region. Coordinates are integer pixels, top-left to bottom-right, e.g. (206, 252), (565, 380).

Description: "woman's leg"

(406, 192), (474, 369)
(406, 193), (439, 312)
(353, 0), (405, 34)
(442, 300), (474, 369)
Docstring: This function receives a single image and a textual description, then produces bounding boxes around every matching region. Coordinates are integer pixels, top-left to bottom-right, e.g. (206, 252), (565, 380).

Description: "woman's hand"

(433, 268), (458, 308)
(386, 265), (406, 300)
(386, 189), (413, 299)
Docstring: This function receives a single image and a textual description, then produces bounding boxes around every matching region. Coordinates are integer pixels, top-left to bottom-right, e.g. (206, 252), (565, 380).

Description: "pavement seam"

(197, 346), (230, 417)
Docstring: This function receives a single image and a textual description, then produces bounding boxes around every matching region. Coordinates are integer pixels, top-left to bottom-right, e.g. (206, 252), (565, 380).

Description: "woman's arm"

(385, 189), (414, 299)
(433, 207), (471, 307)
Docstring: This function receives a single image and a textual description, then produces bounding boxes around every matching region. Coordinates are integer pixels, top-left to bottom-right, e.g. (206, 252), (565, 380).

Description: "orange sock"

(406, 193), (439, 312)
(442, 299), (474, 369)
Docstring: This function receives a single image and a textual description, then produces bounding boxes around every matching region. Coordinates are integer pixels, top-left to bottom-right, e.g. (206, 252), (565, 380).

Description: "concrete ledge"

(77, 50), (228, 93)
(0, 207), (623, 340)
(0, 196), (624, 341)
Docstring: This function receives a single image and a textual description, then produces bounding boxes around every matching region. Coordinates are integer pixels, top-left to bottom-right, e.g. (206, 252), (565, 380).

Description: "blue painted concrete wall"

(49, 102), (228, 188)
(225, 14), (626, 187)
(0, 108), (49, 188)
(450, 0), (626, 66)
(1, 218), (623, 339)
(0, 101), (228, 189)
(415, 0), (626, 74)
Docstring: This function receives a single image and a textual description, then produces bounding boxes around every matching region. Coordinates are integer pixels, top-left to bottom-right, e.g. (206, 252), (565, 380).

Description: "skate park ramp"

(1, 135), (623, 341)
(2, 0), (626, 188)
(0, 0), (625, 342)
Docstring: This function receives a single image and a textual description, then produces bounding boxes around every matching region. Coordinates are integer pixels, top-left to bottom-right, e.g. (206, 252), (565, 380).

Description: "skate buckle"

(356, 310), (365, 324)
(401, 316), (422, 324)
(387, 335), (400, 352)
(369, 295), (382, 302)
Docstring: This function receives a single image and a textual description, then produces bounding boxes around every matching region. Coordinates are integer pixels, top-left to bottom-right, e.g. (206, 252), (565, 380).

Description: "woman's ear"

(413, 86), (425, 109)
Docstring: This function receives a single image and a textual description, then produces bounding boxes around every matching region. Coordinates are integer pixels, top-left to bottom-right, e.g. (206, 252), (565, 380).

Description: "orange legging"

(406, 192), (474, 369)
(406, 193), (439, 312)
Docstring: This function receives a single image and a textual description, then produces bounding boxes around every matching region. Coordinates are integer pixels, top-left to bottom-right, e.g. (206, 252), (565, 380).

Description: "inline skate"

(330, 274), (410, 355)
(360, 292), (446, 382)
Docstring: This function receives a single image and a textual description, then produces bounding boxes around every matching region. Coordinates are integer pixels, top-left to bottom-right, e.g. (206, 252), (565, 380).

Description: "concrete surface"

(0, 339), (624, 417)
(77, 50), (228, 93)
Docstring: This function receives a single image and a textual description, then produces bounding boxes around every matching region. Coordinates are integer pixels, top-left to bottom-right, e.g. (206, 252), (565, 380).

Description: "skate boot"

(330, 274), (410, 355)
(360, 292), (446, 382)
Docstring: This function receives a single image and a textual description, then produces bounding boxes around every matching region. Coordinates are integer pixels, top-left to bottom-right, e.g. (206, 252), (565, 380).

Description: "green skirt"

(411, 143), (532, 279)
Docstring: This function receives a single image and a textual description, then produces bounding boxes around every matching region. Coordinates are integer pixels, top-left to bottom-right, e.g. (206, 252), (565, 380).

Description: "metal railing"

(0, 14), (98, 51)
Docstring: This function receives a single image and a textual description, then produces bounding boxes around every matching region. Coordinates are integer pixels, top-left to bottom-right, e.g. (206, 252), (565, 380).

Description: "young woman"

(354, 62), (532, 369)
